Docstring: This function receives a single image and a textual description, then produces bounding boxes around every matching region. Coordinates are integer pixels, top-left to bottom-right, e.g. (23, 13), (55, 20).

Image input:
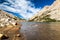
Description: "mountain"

(0, 10), (26, 27)
(29, 0), (60, 22)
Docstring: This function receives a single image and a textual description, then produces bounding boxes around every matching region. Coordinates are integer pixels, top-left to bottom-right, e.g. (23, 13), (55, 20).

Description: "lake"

(20, 22), (60, 40)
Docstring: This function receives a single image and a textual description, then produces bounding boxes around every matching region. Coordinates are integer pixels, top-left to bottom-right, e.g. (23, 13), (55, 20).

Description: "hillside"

(29, 0), (60, 22)
(0, 10), (26, 27)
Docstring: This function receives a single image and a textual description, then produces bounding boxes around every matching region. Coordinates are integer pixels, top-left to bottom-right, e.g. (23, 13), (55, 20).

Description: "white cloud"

(0, 0), (40, 19)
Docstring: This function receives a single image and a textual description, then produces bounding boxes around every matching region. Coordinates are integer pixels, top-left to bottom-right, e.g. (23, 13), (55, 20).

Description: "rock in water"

(16, 34), (21, 37)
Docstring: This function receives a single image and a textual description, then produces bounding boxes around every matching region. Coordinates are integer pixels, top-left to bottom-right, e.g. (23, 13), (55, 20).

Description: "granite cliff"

(29, 0), (60, 22)
(0, 10), (25, 27)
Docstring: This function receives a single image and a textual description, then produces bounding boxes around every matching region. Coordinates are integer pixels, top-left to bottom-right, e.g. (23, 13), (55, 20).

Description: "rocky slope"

(29, 0), (60, 22)
(0, 10), (25, 27)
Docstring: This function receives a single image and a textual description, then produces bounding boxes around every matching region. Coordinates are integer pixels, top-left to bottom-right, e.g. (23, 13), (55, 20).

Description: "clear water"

(20, 22), (60, 40)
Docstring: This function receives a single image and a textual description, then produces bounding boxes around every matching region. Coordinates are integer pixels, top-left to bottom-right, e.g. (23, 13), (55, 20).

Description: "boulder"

(16, 34), (21, 37)
(0, 34), (3, 38)
(0, 34), (9, 39)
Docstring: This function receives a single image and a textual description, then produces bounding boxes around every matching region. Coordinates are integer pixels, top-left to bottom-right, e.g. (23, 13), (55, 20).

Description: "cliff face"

(29, 0), (60, 22)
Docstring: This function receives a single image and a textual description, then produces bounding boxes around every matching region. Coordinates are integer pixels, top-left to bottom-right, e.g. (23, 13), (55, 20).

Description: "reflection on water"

(20, 22), (60, 40)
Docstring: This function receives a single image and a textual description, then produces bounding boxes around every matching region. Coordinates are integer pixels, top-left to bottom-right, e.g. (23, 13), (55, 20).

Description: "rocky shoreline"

(0, 10), (25, 40)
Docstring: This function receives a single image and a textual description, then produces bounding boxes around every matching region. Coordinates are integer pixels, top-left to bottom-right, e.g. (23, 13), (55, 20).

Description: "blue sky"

(28, 0), (55, 8)
(0, 0), (55, 19)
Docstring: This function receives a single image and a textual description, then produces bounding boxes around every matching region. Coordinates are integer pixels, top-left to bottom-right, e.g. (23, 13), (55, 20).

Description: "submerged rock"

(16, 34), (21, 37)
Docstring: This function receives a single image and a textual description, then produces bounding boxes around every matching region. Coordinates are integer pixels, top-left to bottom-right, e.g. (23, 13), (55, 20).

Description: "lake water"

(20, 22), (60, 40)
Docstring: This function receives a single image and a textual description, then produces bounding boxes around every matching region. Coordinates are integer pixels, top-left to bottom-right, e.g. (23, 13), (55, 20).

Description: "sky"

(0, 0), (55, 20)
